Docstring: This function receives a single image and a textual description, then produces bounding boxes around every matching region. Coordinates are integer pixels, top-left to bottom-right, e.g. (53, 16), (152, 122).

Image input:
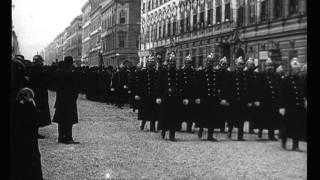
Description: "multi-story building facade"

(100, 0), (141, 67)
(63, 15), (83, 67)
(88, 0), (102, 67)
(44, 41), (57, 65)
(53, 32), (65, 62)
(139, 0), (307, 70)
(12, 30), (20, 58)
(81, 0), (92, 66)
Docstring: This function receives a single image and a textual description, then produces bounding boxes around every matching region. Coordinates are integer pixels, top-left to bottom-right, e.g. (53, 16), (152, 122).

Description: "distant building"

(63, 15), (83, 67)
(88, 0), (102, 67)
(81, 0), (92, 66)
(100, 0), (141, 68)
(12, 30), (20, 58)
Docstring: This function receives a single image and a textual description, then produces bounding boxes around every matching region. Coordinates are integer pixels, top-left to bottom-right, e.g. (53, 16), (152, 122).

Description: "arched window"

(119, 9), (126, 24)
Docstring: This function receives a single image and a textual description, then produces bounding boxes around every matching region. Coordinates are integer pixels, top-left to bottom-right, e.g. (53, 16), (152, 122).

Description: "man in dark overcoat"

(29, 55), (51, 138)
(195, 53), (223, 141)
(244, 58), (260, 135)
(220, 56), (250, 141)
(135, 57), (158, 132)
(156, 52), (181, 141)
(52, 56), (80, 144)
(178, 54), (197, 133)
(217, 56), (231, 133)
(111, 64), (129, 108)
(279, 58), (307, 151)
(253, 58), (280, 140)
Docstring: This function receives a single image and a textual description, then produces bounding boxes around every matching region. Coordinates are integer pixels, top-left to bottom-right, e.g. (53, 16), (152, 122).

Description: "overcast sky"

(12, 0), (87, 60)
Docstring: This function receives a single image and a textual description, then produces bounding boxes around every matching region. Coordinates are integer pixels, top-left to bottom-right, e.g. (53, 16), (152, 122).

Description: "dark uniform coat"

(136, 68), (158, 122)
(29, 65), (51, 127)
(195, 68), (223, 129)
(178, 67), (197, 124)
(217, 68), (232, 128)
(279, 74), (307, 141)
(156, 67), (181, 131)
(52, 68), (79, 125)
(111, 68), (129, 106)
(254, 72), (282, 130)
(246, 69), (261, 129)
(221, 70), (250, 128)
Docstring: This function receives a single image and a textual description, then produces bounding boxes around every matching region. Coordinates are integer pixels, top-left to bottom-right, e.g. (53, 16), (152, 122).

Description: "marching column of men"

(130, 53), (307, 150)
(11, 52), (307, 152)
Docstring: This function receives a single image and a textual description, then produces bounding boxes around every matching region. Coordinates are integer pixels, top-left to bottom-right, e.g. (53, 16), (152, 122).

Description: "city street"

(39, 91), (307, 180)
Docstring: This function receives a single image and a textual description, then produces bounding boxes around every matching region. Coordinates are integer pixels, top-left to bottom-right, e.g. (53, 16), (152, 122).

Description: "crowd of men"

(10, 51), (307, 179)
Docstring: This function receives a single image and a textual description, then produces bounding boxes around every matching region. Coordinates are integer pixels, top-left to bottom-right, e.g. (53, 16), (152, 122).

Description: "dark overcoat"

(11, 100), (43, 180)
(52, 68), (79, 125)
(253, 72), (282, 130)
(136, 68), (158, 121)
(195, 68), (223, 129)
(29, 65), (51, 127)
(279, 75), (307, 141)
(178, 67), (197, 124)
(220, 70), (250, 128)
(156, 67), (181, 131)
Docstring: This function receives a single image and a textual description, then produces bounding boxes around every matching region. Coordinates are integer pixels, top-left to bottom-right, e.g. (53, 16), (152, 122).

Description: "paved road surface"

(39, 91), (307, 180)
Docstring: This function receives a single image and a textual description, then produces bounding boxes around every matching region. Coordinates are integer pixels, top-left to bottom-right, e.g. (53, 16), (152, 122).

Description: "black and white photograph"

(11, 0), (307, 179)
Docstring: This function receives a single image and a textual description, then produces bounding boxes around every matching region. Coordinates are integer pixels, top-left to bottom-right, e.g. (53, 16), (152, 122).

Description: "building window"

(148, 1), (151, 11)
(237, 5), (244, 27)
(163, 22), (166, 37)
(118, 32), (126, 48)
(186, 16), (190, 32)
(198, 55), (203, 67)
(249, 0), (256, 24)
(225, 3), (231, 21)
(173, 20), (177, 35)
(167, 21), (171, 37)
(289, 0), (299, 15)
(216, 6), (221, 24)
(260, 0), (268, 22)
(159, 23), (162, 38)
(120, 10), (126, 24)
(199, 12), (204, 28)
(180, 19), (185, 33)
(207, 9), (213, 26)
(274, 0), (283, 19)
(193, 14), (197, 31)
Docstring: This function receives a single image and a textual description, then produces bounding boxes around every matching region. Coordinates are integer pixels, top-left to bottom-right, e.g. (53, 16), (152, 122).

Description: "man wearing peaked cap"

(156, 51), (181, 141)
(195, 53), (224, 141)
(217, 55), (231, 133)
(278, 57), (307, 151)
(135, 55), (158, 132)
(178, 54), (197, 133)
(254, 58), (281, 141)
(245, 56), (260, 135)
(220, 56), (250, 141)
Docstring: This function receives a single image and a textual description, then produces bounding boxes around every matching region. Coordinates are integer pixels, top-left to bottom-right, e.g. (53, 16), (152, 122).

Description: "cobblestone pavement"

(39, 91), (307, 180)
